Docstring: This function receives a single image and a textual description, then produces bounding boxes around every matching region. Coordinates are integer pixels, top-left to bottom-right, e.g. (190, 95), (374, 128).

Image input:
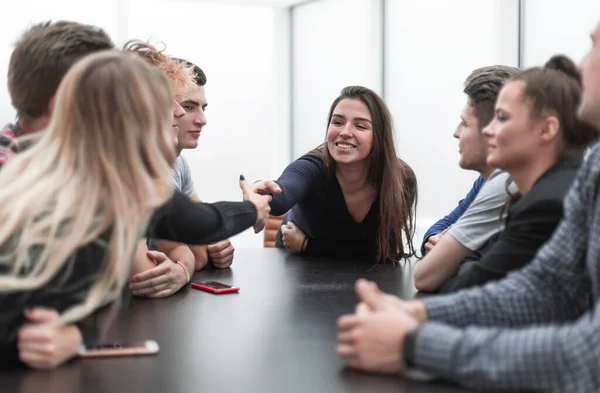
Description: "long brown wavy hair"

(313, 86), (417, 262)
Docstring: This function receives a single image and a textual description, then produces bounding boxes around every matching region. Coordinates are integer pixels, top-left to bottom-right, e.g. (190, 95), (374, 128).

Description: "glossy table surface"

(1, 248), (479, 393)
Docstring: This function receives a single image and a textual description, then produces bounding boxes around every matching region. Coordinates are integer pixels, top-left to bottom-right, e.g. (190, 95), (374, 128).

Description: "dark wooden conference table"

(2, 248), (479, 393)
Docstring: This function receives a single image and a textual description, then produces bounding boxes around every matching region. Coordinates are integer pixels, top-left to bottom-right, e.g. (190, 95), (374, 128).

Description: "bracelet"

(301, 236), (309, 252)
(174, 260), (189, 283)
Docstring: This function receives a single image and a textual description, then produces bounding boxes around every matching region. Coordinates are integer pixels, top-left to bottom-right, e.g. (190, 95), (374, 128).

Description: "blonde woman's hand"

(281, 221), (307, 253)
(240, 175), (272, 233)
(129, 251), (188, 298)
(18, 307), (83, 369)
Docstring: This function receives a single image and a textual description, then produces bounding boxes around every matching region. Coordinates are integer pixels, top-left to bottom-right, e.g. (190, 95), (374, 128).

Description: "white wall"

(523, 0), (600, 67)
(291, 0), (382, 158)
(384, 0), (519, 243)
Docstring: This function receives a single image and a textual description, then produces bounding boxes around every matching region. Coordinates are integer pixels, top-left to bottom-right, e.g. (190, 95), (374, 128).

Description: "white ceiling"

(199, 0), (318, 7)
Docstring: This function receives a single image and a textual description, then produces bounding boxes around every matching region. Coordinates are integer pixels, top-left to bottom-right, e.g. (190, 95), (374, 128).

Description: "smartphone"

(191, 280), (240, 294)
(78, 340), (159, 358)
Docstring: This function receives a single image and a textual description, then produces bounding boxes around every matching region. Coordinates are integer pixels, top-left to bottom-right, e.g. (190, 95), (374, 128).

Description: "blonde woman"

(0, 51), (269, 368)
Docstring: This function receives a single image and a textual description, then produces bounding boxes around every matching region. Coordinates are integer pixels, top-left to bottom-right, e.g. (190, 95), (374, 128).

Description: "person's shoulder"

(0, 124), (18, 147)
(0, 123), (19, 137)
(487, 169), (509, 183)
(530, 160), (581, 200)
(461, 170), (511, 213)
(295, 147), (327, 173)
(473, 175), (486, 188)
(508, 180), (565, 226)
(175, 154), (189, 166)
(477, 170), (510, 194)
(538, 143), (600, 206)
(301, 145), (325, 162)
(580, 141), (600, 180)
(511, 157), (579, 216)
(0, 124), (21, 166)
(396, 157), (416, 175)
(395, 157), (417, 189)
(173, 155), (191, 173)
(510, 193), (563, 222)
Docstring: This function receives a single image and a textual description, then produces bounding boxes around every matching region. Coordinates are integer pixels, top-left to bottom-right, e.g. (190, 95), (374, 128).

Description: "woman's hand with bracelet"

(281, 221), (308, 253)
(129, 251), (189, 298)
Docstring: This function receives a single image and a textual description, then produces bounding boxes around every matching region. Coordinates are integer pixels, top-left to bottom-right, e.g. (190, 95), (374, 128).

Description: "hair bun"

(544, 55), (581, 83)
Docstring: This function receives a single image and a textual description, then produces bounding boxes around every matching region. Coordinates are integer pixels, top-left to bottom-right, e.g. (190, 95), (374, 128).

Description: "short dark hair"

(8, 21), (114, 118)
(463, 65), (519, 130)
(172, 57), (206, 86)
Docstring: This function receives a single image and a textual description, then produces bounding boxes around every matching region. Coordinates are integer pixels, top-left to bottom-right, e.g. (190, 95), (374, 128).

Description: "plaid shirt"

(0, 123), (23, 167)
(416, 141), (600, 392)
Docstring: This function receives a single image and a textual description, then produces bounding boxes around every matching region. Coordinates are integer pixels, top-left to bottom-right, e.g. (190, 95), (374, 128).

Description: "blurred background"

(0, 0), (599, 248)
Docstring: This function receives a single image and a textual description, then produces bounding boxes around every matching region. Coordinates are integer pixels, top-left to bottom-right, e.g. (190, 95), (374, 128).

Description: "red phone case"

(191, 282), (240, 294)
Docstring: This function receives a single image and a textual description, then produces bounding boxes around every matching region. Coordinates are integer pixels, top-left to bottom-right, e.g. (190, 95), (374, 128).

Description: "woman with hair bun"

(437, 54), (598, 292)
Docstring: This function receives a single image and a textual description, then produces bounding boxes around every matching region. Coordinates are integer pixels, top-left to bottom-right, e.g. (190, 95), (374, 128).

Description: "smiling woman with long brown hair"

(254, 86), (417, 263)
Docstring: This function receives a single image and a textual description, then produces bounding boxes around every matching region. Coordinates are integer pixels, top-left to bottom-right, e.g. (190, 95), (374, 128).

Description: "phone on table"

(78, 340), (159, 358)
(191, 280), (240, 294)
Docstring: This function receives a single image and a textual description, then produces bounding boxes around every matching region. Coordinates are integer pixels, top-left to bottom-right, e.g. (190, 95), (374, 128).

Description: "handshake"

(239, 175), (282, 233)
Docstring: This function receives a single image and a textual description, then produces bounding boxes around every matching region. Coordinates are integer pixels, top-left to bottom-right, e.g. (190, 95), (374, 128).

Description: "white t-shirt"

(448, 170), (518, 251)
(172, 155), (195, 198)
(147, 155), (196, 251)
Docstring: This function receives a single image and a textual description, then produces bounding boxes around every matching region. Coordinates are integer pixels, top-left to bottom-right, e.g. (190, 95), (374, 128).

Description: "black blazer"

(440, 151), (584, 293)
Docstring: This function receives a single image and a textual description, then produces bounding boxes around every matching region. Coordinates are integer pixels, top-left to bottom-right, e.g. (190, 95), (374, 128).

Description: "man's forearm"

(414, 311), (598, 392)
(414, 234), (470, 291)
(190, 245), (209, 270)
(187, 195), (210, 270)
(130, 239), (156, 276)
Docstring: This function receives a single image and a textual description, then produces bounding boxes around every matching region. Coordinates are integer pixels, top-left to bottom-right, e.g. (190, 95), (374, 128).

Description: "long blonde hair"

(0, 51), (176, 324)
